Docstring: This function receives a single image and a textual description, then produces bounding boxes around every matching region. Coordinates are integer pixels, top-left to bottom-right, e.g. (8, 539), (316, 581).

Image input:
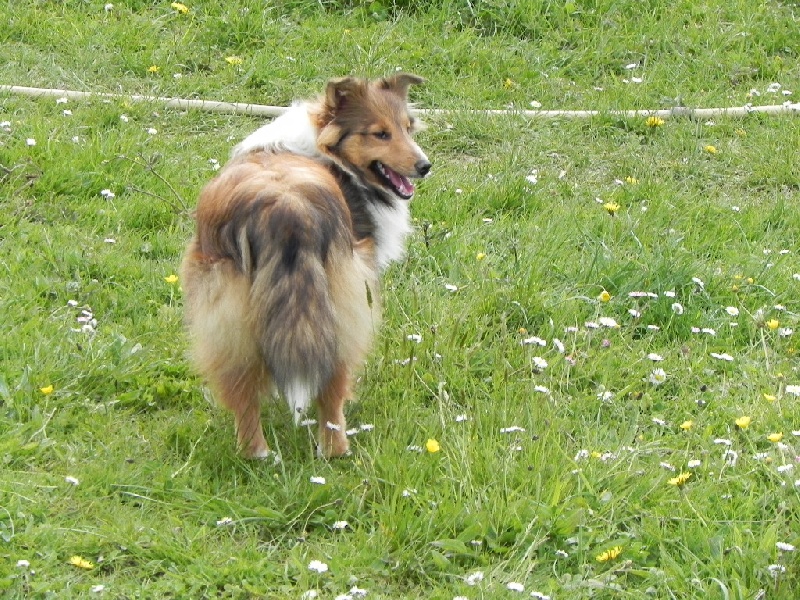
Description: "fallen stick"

(2, 84), (799, 119)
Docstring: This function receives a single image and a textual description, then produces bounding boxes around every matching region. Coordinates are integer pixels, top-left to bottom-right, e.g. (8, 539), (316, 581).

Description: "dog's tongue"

(385, 165), (414, 197)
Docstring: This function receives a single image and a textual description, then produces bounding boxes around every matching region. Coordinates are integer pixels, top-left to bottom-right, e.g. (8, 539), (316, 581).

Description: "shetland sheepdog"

(180, 74), (430, 459)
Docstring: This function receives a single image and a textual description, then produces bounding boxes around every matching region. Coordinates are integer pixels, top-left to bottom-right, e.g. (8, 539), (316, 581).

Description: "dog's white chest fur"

(232, 104), (412, 271)
(365, 200), (412, 269)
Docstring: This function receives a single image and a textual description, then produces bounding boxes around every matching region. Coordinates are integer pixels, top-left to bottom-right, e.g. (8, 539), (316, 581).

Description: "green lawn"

(1, 1), (799, 598)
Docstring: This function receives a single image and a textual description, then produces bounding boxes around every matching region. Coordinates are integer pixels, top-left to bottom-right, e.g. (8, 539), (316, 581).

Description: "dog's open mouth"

(372, 161), (415, 199)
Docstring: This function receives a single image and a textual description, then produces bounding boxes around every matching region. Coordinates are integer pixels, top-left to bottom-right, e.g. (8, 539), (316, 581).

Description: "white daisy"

(648, 368), (667, 385)
(500, 426), (526, 434)
(768, 564), (786, 575)
(308, 560), (328, 573)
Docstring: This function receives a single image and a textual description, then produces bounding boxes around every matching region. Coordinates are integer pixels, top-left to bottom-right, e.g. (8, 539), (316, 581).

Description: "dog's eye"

(373, 131), (391, 140)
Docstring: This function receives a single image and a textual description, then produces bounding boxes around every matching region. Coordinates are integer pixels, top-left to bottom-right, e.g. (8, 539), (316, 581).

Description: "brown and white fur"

(180, 74), (430, 459)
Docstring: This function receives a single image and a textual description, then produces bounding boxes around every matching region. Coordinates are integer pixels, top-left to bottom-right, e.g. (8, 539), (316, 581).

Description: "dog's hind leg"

(216, 367), (270, 459)
(316, 364), (351, 458)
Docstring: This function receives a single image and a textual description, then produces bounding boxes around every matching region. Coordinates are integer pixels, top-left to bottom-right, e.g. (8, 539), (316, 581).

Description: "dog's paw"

(316, 443), (352, 459)
(246, 447), (280, 464)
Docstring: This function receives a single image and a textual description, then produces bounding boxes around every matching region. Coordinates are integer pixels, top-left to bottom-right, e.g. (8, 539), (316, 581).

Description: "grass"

(1, 0), (799, 598)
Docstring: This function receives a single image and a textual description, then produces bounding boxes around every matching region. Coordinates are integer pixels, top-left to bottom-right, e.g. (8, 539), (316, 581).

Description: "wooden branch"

(2, 84), (798, 120)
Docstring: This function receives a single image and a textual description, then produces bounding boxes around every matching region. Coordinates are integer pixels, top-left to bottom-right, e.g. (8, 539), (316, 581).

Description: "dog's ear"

(324, 76), (365, 113)
(380, 73), (424, 100)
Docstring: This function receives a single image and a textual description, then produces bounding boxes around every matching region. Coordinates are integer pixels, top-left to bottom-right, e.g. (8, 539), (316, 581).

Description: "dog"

(180, 74), (430, 459)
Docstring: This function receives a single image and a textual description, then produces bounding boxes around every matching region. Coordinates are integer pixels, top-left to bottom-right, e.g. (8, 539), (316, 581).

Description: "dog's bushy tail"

(249, 193), (348, 421)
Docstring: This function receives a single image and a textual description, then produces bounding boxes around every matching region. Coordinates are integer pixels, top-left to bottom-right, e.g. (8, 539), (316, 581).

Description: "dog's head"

(316, 74), (431, 200)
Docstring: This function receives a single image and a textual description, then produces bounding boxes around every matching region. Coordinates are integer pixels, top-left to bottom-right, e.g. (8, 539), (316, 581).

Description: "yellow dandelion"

(68, 556), (94, 570)
(603, 201), (620, 216)
(646, 116), (665, 128)
(40, 385), (54, 395)
(680, 420), (693, 431)
(598, 290), (612, 303)
(767, 432), (783, 443)
(735, 415), (752, 429)
(225, 56), (243, 66)
(518, 327), (528, 335)
(147, 65), (160, 73)
(425, 438), (440, 453)
(624, 176), (639, 185)
(590, 451), (602, 459)
(746, 277), (754, 284)
(595, 546), (623, 562)
(766, 319), (780, 331)
(171, 2), (189, 13)
(668, 472), (692, 487)
(476, 252), (486, 261)
(164, 274), (179, 284)
(503, 77), (514, 89)
(704, 145), (717, 155)
(764, 393), (776, 402)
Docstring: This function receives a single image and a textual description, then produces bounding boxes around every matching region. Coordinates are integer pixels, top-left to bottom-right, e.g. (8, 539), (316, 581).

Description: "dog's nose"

(415, 159), (432, 177)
